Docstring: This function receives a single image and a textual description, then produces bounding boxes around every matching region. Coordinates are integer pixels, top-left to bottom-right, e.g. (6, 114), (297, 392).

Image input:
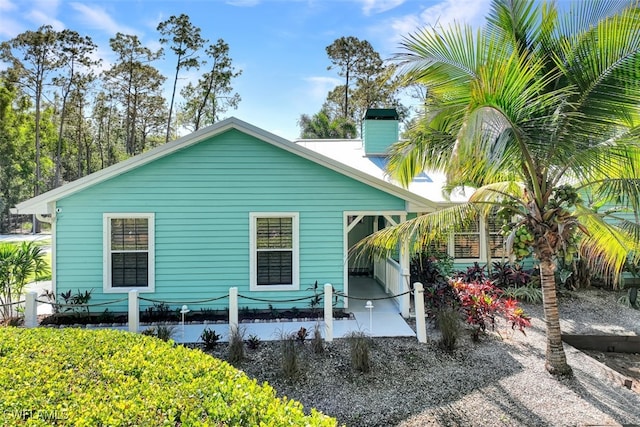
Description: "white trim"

(451, 217), (482, 263)
(343, 210), (409, 309)
(249, 212), (299, 291)
(50, 201), (57, 296)
(399, 213), (410, 317)
(14, 118), (436, 215)
(343, 213), (349, 309)
(103, 213), (155, 293)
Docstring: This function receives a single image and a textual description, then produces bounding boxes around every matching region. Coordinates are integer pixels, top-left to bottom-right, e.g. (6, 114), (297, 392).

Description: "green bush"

(346, 331), (371, 373)
(0, 327), (337, 426)
(280, 332), (300, 379)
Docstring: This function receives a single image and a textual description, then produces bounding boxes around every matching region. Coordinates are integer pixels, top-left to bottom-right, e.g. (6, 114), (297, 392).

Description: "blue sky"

(0, 0), (492, 140)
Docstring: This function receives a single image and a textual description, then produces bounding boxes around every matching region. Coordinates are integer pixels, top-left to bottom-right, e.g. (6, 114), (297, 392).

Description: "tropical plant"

(246, 334), (261, 350)
(311, 323), (324, 354)
(200, 327), (221, 350)
(490, 261), (534, 289)
(141, 324), (176, 342)
(227, 326), (245, 366)
(0, 241), (48, 321)
(357, 0), (640, 376)
(346, 331), (371, 373)
(451, 278), (531, 341)
(280, 331), (300, 379)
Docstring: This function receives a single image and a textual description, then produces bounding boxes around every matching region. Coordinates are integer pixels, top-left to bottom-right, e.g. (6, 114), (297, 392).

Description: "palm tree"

(0, 241), (49, 321)
(358, 0), (640, 376)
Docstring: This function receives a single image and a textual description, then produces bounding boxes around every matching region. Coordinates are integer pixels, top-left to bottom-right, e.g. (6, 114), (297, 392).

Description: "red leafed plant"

(451, 278), (530, 341)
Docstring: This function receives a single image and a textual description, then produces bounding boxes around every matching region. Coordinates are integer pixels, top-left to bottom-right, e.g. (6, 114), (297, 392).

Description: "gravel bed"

(204, 289), (640, 426)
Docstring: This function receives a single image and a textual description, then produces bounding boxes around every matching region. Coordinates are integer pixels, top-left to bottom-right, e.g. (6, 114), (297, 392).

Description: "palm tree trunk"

(539, 258), (572, 376)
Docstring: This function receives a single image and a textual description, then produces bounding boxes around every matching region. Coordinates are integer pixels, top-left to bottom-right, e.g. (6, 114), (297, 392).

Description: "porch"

(347, 275), (415, 337)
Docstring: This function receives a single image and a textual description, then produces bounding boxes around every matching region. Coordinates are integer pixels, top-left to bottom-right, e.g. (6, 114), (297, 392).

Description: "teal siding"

(55, 129), (406, 311)
(363, 119), (399, 156)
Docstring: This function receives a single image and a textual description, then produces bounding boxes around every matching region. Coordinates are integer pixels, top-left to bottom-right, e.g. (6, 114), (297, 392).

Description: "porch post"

(128, 290), (139, 333)
(24, 291), (38, 328)
(413, 282), (427, 343)
(399, 214), (410, 318)
(229, 287), (238, 335)
(324, 283), (333, 342)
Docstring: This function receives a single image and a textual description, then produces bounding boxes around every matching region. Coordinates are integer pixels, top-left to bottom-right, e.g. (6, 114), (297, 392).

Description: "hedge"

(0, 327), (337, 426)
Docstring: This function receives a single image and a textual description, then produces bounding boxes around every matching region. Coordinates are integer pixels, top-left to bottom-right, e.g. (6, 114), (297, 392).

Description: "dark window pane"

(256, 217), (292, 249)
(111, 218), (148, 250)
(489, 234), (506, 258)
(454, 235), (480, 258)
(425, 238), (448, 257)
(257, 251), (293, 285)
(460, 219), (479, 232)
(487, 214), (502, 233)
(112, 252), (148, 287)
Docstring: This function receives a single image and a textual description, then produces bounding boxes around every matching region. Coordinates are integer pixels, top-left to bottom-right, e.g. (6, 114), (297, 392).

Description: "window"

(487, 210), (507, 259)
(425, 236), (449, 258)
(250, 213), (299, 291)
(104, 213), (154, 292)
(454, 218), (480, 259)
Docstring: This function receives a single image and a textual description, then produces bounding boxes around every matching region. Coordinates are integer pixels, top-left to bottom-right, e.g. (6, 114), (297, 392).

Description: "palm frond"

(556, 1), (640, 123)
(468, 181), (526, 217)
(349, 203), (478, 263)
(574, 204), (635, 284)
(486, 0), (547, 53)
(395, 22), (482, 104)
(386, 119), (456, 187)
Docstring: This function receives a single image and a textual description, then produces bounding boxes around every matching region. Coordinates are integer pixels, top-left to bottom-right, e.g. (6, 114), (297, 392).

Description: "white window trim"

(103, 213), (155, 293)
(451, 218), (482, 263)
(250, 212), (299, 291)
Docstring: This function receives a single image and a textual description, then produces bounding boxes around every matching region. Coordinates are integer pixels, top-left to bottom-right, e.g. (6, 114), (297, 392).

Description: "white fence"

(374, 257), (403, 311)
(22, 283), (429, 343)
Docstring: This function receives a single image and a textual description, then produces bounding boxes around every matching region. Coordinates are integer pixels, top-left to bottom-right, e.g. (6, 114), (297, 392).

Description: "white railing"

(373, 257), (402, 310)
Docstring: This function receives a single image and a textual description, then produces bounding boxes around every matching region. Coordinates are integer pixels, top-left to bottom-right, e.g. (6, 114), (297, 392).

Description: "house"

(13, 110), (506, 318)
(296, 109), (507, 276)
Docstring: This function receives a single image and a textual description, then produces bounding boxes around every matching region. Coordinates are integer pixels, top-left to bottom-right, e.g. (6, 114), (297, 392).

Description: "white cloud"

(0, 16), (22, 38)
(0, 0), (63, 38)
(226, 0), (261, 6)
(371, 0), (490, 54)
(416, 0), (490, 29)
(359, 0), (405, 16)
(303, 76), (342, 103)
(26, 9), (64, 31)
(69, 2), (136, 35)
(0, 0), (16, 11)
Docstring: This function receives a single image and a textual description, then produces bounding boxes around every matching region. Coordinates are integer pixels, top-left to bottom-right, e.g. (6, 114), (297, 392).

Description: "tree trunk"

(539, 258), (573, 376)
(166, 61), (180, 143)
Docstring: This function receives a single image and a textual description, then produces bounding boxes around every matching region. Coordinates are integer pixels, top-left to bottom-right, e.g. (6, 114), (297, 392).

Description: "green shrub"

(200, 327), (221, 350)
(346, 331), (371, 373)
(227, 327), (245, 366)
(280, 332), (300, 379)
(311, 323), (324, 354)
(246, 334), (261, 350)
(503, 284), (543, 304)
(0, 328), (336, 426)
(140, 324), (176, 342)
